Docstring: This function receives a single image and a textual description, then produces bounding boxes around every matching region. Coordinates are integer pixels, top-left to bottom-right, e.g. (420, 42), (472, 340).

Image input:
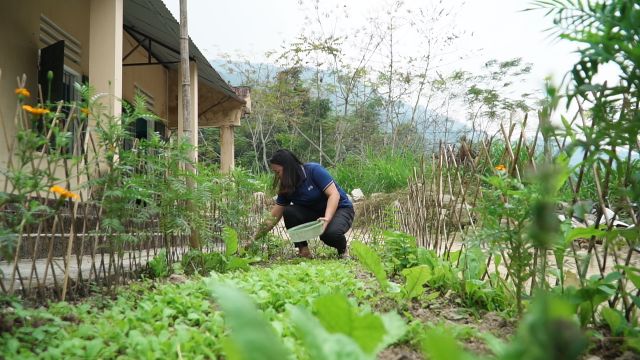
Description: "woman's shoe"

(298, 246), (313, 258)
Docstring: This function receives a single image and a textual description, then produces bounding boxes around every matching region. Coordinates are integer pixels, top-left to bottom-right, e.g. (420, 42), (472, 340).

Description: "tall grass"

(333, 149), (422, 195)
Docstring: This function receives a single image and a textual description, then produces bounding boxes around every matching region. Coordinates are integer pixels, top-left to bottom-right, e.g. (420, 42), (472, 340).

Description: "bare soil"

(352, 266), (517, 359)
(408, 294), (516, 355)
(378, 344), (424, 360)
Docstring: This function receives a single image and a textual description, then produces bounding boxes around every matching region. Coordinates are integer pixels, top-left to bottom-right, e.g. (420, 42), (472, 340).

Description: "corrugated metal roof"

(123, 0), (244, 104)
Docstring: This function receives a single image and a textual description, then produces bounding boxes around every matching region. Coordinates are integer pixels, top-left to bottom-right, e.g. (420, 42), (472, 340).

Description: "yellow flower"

(495, 164), (507, 171)
(50, 185), (67, 197)
(64, 191), (80, 200)
(15, 88), (31, 97)
(80, 107), (90, 115)
(49, 185), (80, 200)
(22, 104), (50, 115)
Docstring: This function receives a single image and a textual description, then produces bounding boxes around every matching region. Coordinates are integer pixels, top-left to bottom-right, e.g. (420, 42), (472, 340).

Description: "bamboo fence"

(384, 114), (639, 318)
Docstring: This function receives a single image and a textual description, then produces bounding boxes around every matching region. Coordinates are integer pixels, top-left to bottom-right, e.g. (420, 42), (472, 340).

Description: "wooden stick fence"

(377, 114), (639, 318)
(0, 80), (226, 302)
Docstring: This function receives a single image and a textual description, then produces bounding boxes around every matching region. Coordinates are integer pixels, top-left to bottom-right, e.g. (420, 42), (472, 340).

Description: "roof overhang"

(166, 68), (243, 128)
(123, 0), (245, 110)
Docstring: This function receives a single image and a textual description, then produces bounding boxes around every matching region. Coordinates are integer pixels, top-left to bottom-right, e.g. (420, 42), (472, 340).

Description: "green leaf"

(351, 241), (389, 290)
(424, 291), (440, 302)
(85, 338), (104, 359)
(416, 247), (437, 268)
(376, 312), (407, 354)
(227, 256), (251, 271)
(401, 265), (431, 300)
(209, 281), (292, 360)
(223, 227), (239, 256)
(578, 302), (593, 327)
(312, 293), (386, 355)
(148, 249), (169, 278)
(615, 227), (640, 243)
(602, 271), (622, 284)
(421, 326), (474, 360)
(552, 153), (571, 192)
(221, 337), (244, 360)
(449, 250), (462, 263)
(600, 307), (624, 336)
(615, 266), (640, 291)
(564, 227), (607, 243)
(625, 337), (640, 353)
(287, 305), (372, 360)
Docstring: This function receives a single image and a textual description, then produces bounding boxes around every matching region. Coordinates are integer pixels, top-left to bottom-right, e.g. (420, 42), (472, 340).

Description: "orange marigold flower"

(50, 185), (66, 195)
(63, 191), (80, 200)
(15, 88), (31, 97)
(495, 164), (507, 171)
(22, 104), (50, 115)
(34, 108), (50, 115)
(49, 185), (80, 200)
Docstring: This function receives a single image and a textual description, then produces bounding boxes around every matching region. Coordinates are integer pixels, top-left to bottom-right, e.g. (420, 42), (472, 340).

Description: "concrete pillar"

(89, 0), (123, 117)
(220, 125), (235, 173)
(178, 60), (198, 163)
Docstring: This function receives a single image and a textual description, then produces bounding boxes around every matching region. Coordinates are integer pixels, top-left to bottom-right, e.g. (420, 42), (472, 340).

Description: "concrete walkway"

(0, 246), (190, 293)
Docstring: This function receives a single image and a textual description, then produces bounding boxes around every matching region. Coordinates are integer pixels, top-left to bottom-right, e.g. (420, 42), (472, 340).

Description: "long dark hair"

(269, 149), (305, 195)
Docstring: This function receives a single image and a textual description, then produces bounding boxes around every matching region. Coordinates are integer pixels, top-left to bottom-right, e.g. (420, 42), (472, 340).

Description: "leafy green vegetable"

(312, 293), (386, 354)
(148, 248), (169, 278)
(181, 250), (227, 275)
(401, 265), (431, 300)
(376, 312), (408, 354)
(351, 240), (389, 290)
(288, 304), (371, 360)
(227, 256), (251, 271)
(224, 226), (239, 256)
(601, 307), (624, 336)
(210, 281), (292, 360)
(421, 325), (475, 360)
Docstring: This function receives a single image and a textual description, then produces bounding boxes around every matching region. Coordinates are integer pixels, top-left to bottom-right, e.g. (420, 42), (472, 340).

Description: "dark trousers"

(283, 204), (355, 254)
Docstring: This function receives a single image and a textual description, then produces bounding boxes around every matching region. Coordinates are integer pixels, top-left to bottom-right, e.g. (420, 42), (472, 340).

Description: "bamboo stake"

(500, 123), (521, 181)
(61, 200), (80, 301)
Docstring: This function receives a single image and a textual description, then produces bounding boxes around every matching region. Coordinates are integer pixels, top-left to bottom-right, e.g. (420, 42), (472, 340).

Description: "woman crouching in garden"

(252, 149), (354, 258)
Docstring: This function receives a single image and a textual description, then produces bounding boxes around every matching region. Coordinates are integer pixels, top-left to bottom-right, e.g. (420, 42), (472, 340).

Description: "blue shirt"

(275, 163), (352, 208)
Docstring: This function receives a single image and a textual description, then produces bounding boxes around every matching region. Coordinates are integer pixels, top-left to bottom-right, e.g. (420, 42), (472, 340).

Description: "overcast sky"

(162, 0), (580, 86)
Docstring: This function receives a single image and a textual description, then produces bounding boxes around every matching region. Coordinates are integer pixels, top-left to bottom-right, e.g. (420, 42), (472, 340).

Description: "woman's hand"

(251, 205), (285, 244)
(318, 217), (330, 233)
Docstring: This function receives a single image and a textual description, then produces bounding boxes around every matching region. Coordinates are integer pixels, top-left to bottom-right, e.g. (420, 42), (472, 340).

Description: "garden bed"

(1, 257), (519, 359)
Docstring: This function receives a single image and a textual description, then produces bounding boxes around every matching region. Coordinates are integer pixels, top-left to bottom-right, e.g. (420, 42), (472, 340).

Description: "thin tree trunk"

(387, 19), (394, 153)
(180, 0), (200, 249)
(316, 66), (323, 165)
(180, 0), (191, 153)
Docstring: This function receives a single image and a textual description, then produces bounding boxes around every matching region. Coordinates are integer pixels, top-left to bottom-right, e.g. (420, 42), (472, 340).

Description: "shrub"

(181, 250), (227, 275)
(147, 249), (169, 278)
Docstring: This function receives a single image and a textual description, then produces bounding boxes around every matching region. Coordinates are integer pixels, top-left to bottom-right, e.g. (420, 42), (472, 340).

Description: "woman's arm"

(253, 204), (285, 240)
(319, 183), (340, 231)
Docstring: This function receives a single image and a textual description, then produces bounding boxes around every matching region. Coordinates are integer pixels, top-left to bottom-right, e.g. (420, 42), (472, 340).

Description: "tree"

(463, 58), (535, 143)
(179, 0), (199, 249)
